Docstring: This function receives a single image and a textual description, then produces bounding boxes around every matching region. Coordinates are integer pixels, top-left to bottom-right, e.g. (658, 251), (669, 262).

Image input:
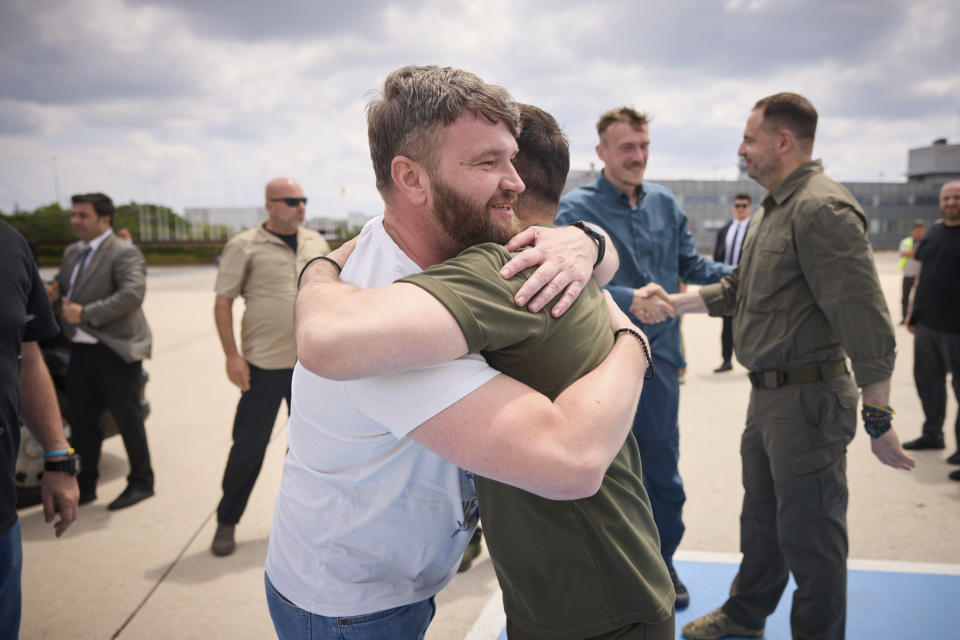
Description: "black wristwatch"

(566, 220), (606, 268)
(44, 454), (81, 476)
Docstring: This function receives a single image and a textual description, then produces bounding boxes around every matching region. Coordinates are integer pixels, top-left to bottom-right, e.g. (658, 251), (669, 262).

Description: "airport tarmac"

(20, 251), (959, 639)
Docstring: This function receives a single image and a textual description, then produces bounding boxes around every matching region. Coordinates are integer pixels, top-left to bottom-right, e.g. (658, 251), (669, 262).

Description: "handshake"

(629, 283), (676, 324)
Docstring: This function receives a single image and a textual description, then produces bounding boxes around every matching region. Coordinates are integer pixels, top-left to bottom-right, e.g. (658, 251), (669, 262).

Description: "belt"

(748, 361), (849, 390)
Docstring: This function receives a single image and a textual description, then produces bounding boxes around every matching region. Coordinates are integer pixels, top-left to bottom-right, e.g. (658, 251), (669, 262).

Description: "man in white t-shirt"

(265, 66), (651, 639)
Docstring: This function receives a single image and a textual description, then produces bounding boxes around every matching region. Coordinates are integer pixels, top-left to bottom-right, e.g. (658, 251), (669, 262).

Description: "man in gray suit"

(47, 193), (155, 511)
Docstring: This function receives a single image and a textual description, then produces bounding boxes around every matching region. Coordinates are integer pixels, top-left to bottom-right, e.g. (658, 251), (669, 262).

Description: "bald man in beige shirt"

(211, 177), (330, 556)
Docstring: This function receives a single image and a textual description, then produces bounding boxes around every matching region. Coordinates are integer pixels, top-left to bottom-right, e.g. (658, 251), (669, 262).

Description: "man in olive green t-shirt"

(401, 242), (674, 639)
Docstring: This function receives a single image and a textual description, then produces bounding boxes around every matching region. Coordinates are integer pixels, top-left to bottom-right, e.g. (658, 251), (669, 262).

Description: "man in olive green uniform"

(666, 93), (915, 640)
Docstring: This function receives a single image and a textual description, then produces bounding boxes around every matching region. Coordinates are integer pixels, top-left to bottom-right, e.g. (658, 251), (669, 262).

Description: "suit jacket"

(713, 218), (751, 265)
(54, 233), (152, 362)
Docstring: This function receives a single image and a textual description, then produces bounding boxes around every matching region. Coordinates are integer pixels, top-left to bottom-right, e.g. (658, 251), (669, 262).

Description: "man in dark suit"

(46, 193), (154, 510)
(712, 193), (753, 372)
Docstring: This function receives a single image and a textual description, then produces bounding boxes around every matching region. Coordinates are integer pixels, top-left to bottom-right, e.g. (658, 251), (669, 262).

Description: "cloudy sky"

(2, 0), (958, 218)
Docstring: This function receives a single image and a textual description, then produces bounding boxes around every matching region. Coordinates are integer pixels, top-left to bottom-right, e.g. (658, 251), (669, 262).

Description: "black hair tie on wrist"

(613, 327), (655, 380)
(298, 255), (342, 288)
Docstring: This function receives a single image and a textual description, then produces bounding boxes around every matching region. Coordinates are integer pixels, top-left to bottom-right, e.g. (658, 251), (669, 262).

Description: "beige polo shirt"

(215, 224), (330, 370)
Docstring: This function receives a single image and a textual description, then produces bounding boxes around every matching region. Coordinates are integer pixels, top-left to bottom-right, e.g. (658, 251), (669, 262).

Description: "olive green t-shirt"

(400, 243), (674, 639)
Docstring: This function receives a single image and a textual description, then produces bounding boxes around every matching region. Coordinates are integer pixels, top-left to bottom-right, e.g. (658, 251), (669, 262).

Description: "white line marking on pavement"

(675, 550), (960, 575)
(464, 588), (505, 640)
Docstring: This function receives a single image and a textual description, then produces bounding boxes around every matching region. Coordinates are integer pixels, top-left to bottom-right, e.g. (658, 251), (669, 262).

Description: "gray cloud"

(550, 0), (908, 75)
(0, 1), (204, 105)
(0, 0), (957, 213)
(126, 0), (394, 41)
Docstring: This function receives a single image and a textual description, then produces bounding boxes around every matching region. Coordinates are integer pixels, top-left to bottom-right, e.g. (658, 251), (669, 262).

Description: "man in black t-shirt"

(904, 180), (960, 479)
(0, 220), (79, 636)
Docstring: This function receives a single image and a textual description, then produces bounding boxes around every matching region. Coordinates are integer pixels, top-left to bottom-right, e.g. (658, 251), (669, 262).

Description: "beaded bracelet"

(298, 255), (342, 288)
(614, 327), (655, 380)
(861, 404), (894, 438)
(862, 402), (895, 416)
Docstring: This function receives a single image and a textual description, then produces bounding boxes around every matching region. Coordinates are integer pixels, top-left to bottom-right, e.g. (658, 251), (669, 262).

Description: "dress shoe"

(681, 607), (763, 640)
(211, 524), (236, 557)
(668, 565), (690, 610)
(902, 436), (945, 451)
(78, 489), (97, 505)
(713, 361), (732, 373)
(950, 469), (960, 481)
(947, 451), (960, 465)
(106, 485), (154, 511)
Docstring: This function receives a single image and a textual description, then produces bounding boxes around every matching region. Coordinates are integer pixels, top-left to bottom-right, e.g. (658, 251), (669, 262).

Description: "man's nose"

(502, 163), (525, 194)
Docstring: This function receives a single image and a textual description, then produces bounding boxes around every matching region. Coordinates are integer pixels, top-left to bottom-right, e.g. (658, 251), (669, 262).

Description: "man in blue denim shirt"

(557, 107), (731, 610)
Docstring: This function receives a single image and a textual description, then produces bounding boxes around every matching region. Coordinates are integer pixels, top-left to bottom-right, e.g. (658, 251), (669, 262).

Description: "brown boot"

(681, 608), (763, 640)
(211, 524), (236, 557)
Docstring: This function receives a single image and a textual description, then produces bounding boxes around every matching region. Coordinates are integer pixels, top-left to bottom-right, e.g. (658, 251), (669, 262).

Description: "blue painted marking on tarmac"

(674, 560), (960, 639)
(491, 560), (960, 639)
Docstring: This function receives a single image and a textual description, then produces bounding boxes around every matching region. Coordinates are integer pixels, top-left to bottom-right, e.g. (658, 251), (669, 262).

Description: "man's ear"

(391, 156), (429, 206)
(595, 142), (607, 163)
(776, 129), (795, 157)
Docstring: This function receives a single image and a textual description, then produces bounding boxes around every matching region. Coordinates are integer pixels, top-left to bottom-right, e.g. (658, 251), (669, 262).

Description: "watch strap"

(567, 220), (606, 268)
(44, 454), (80, 476)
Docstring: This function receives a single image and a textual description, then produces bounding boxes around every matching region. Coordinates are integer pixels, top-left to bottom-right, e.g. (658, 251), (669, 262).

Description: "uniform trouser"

(631, 356), (684, 566)
(900, 276), (915, 322)
(217, 364), (292, 525)
(720, 317), (733, 363)
(913, 324), (960, 446)
(721, 374), (857, 640)
(68, 343), (153, 493)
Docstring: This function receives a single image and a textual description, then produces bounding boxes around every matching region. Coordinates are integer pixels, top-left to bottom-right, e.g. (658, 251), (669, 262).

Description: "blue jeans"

(0, 520), (22, 640)
(265, 573), (436, 639)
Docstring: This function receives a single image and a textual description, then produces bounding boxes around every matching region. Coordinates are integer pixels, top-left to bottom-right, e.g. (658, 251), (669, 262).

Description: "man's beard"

(431, 175), (521, 253)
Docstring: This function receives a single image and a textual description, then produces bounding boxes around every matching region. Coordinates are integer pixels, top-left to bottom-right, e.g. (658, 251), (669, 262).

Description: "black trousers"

(217, 363), (292, 525)
(720, 317), (733, 363)
(914, 324), (960, 445)
(67, 343), (154, 493)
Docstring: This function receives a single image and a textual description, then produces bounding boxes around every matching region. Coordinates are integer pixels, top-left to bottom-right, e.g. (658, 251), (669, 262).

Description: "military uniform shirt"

(699, 160), (895, 387)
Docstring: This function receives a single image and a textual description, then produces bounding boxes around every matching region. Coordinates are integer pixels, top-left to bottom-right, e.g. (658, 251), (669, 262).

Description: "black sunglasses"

(270, 197), (308, 207)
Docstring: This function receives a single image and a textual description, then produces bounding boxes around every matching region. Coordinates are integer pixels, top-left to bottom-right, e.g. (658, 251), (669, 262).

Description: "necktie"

(67, 247), (92, 298)
(731, 222), (746, 266)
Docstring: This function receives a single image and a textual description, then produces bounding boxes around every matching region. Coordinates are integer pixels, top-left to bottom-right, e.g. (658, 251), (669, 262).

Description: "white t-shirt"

(265, 217), (498, 616)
